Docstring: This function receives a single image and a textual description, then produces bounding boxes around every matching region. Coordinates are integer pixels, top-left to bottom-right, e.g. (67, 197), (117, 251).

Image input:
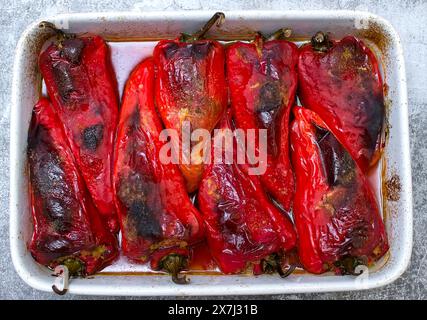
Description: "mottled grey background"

(1, 0), (425, 300)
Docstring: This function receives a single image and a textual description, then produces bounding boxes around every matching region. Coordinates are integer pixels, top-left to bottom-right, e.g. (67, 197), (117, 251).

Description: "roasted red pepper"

(38, 23), (119, 233)
(226, 31), (298, 211)
(298, 33), (384, 173)
(28, 98), (118, 279)
(198, 110), (297, 275)
(153, 13), (227, 192)
(113, 58), (205, 284)
(290, 105), (389, 274)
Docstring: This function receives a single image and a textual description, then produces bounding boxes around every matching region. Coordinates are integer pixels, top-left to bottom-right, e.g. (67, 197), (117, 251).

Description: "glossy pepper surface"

(39, 25), (119, 233)
(226, 32), (298, 211)
(198, 110), (297, 275)
(113, 58), (205, 284)
(28, 98), (118, 276)
(290, 106), (389, 274)
(298, 34), (384, 173)
(153, 13), (227, 192)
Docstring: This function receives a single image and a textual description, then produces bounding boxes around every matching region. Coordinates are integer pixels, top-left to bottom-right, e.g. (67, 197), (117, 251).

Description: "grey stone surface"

(0, 0), (425, 300)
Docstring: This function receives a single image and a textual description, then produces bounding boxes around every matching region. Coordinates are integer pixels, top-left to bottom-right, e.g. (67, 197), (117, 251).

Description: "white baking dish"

(10, 10), (412, 296)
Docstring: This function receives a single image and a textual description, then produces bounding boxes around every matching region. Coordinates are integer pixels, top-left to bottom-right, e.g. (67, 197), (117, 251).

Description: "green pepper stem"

(51, 264), (71, 295)
(253, 28), (292, 56)
(334, 256), (367, 275)
(267, 28), (292, 41)
(261, 254), (296, 278)
(278, 264), (296, 278)
(52, 284), (68, 295)
(261, 254), (276, 274)
(39, 21), (74, 47)
(180, 12), (225, 42)
(311, 31), (332, 52)
(160, 254), (189, 285)
(61, 258), (84, 276)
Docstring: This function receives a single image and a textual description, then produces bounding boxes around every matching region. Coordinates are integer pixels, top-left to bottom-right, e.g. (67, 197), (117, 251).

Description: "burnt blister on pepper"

(28, 98), (119, 283)
(113, 58), (205, 284)
(290, 105), (389, 274)
(153, 12), (228, 193)
(197, 110), (297, 275)
(226, 29), (298, 211)
(298, 32), (385, 173)
(38, 22), (120, 233)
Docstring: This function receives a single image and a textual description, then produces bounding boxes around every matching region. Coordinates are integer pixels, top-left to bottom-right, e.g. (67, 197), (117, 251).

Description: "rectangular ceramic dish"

(10, 10), (412, 296)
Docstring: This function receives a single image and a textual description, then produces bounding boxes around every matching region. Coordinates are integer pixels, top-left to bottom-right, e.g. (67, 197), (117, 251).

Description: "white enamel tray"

(10, 10), (412, 296)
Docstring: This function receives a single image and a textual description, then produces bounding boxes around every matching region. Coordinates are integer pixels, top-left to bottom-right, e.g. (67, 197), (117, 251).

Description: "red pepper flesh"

(298, 34), (384, 173)
(226, 34), (298, 211)
(113, 58), (205, 283)
(39, 34), (119, 233)
(290, 106), (389, 274)
(153, 14), (227, 193)
(198, 110), (297, 275)
(28, 98), (118, 276)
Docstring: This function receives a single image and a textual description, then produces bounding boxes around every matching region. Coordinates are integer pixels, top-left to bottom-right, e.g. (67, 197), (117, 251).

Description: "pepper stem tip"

(181, 12), (225, 42)
(52, 284), (68, 295)
(160, 254), (190, 285)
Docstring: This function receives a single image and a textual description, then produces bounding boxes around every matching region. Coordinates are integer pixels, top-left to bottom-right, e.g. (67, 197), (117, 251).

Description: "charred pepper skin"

(39, 33), (119, 233)
(198, 110), (297, 275)
(290, 106), (389, 274)
(113, 58), (205, 283)
(28, 98), (118, 276)
(226, 34), (298, 211)
(153, 13), (227, 193)
(298, 34), (385, 173)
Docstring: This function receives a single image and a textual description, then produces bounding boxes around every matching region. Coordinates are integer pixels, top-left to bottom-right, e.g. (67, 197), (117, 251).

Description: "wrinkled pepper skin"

(298, 35), (384, 173)
(39, 35), (119, 233)
(28, 98), (118, 276)
(226, 36), (298, 211)
(290, 106), (389, 274)
(198, 111), (297, 274)
(113, 58), (205, 272)
(153, 38), (227, 192)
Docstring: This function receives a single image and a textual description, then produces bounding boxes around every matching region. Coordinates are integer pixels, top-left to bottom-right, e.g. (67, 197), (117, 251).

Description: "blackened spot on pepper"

(118, 173), (163, 240)
(129, 200), (162, 240)
(163, 42), (180, 59)
(348, 224), (369, 249)
(29, 151), (64, 196)
(28, 125), (75, 233)
(44, 198), (72, 232)
(191, 42), (212, 59)
(53, 61), (75, 102)
(257, 82), (282, 125)
(44, 238), (72, 253)
(363, 92), (384, 152)
(62, 38), (85, 65)
(82, 124), (104, 151)
(315, 125), (355, 187)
